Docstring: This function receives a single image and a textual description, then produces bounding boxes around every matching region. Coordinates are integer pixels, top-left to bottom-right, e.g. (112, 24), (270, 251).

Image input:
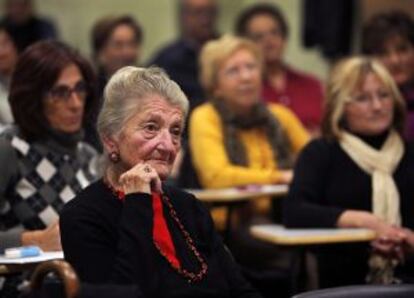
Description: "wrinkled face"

(181, 0), (217, 42)
(344, 73), (394, 136)
(43, 64), (86, 133)
(0, 30), (18, 75)
(245, 13), (286, 65)
(376, 34), (414, 86)
(114, 95), (184, 180)
(214, 48), (262, 114)
(99, 24), (140, 75)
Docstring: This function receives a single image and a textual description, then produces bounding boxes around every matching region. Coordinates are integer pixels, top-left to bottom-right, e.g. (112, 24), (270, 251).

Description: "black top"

(283, 133), (414, 287)
(60, 180), (262, 298)
(0, 16), (57, 51)
(148, 39), (205, 111)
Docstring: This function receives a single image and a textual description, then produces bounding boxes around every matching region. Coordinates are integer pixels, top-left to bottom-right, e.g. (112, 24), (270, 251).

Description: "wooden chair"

(27, 260), (80, 298)
(26, 260), (140, 298)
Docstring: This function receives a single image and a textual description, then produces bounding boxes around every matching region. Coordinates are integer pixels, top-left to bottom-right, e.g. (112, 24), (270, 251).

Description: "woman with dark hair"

(88, 15), (143, 151)
(362, 11), (414, 141)
(0, 23), (18, 124)
(91, 15), (143, 96)
(235, 3), (324, 134)
(0, 40), (99, 253)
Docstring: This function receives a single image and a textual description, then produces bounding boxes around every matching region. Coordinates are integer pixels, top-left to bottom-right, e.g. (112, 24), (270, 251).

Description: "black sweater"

(283, 134), (414, 286)
(60, 180), (262, 298)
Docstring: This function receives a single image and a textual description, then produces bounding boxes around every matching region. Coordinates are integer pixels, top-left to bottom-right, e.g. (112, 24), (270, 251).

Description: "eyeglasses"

(221, 63), (259, 80)
(349, 90), (392, 106)
(48, 81), (88, 103)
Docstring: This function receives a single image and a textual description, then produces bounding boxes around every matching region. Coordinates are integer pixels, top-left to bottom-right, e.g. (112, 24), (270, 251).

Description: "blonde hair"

(199, 34), (262, 96)
(322, 56), (406, 139)
(97, 66), (189, 147)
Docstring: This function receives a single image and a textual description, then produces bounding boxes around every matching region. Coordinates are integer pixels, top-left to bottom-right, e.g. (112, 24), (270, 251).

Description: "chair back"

(292, 284), (414, 298)
(29, 260), (80, 298)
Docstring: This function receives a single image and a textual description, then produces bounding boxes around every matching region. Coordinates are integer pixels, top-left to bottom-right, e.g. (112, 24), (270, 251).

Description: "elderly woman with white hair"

(60, 66), (262, 298)
(284, 57), (414, 287)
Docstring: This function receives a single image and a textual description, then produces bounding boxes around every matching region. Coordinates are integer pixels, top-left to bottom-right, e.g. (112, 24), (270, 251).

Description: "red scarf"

(152, 192), (180, 269)
(115, 190), (180, 269)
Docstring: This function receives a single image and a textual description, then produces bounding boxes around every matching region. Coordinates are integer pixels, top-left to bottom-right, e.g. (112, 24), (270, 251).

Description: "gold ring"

(143, 166), (151, 173)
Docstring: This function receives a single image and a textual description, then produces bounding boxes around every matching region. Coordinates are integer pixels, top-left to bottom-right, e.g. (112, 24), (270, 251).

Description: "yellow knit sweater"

(189, 102), (310, 229)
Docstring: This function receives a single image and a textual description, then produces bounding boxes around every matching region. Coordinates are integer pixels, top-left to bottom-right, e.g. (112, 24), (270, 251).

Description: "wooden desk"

(250, 225), (376, 293)
(187, 185), (288, 241)
(0, 251), (64, 275)
(187, 184), (288, 202)
(250, 224), (376, 245)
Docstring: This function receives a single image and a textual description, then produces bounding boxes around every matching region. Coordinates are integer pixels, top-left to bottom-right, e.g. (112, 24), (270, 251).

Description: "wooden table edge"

(250, 228), (377, 246)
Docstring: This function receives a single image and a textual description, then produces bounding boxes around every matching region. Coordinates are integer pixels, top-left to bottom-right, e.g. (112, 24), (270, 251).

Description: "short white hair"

(97, 66), (189, 143)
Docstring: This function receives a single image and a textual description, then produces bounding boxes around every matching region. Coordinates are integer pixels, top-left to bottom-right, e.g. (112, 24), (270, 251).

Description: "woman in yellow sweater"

(190, 34), (309, 191)
(189, 35), (309, 296)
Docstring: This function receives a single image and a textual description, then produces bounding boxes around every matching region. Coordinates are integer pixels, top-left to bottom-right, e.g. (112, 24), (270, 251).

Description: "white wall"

(1, 0), (330, 80)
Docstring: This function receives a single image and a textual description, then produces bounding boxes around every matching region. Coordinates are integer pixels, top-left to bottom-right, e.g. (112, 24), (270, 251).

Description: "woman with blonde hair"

(191, 34), (308, 192)
(189, 35), (309, 297)
(284, 56), (414, 287)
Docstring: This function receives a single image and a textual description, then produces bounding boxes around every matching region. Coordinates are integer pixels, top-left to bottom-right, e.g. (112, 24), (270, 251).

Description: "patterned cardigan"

(0, 126), (99, 249)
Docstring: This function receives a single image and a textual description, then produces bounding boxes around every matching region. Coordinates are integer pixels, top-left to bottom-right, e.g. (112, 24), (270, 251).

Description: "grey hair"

(97, 66), (189, 145)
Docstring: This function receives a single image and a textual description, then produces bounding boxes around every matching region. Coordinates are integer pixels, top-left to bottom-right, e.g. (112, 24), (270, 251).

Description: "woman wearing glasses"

(284, 57), (414, 287)
(0, 40), (98, 257)
(189, 35), (308, 296)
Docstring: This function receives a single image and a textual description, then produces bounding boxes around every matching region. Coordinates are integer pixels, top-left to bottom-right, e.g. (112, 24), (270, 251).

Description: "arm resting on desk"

(0, 138), (23, 250)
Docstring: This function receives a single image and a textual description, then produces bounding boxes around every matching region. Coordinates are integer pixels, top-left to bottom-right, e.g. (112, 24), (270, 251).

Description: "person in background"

(362, 11), (414, 141)
(0, 24), (18, 125)
(60, 66), (262, 298)
(149, 0), (218, 109)
(190, 35), (309, 297)
(235, 3), (324, 135)
(0, 0), (57, 51)
(88, 15), (143, 151)
(191, 34), (308, 204)
(284, 57), (414, 288)
(91, 15), (143, 97)
(149, 0), (219, 188)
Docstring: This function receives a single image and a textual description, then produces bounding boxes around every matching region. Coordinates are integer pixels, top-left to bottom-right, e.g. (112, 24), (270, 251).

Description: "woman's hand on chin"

(119, 163), (162, 195)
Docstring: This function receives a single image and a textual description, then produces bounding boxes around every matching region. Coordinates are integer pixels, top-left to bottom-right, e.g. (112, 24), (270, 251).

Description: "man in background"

(149, 0), (219, 188)
(149, 0), (218, 111)
(0, 0), (57, 51)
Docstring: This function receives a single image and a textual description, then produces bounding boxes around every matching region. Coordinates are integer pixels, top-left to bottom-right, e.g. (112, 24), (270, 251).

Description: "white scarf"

(339, 129), (404, 284)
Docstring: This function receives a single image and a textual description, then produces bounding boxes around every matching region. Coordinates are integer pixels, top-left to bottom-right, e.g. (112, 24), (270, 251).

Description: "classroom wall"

(0, 0), (328, 81)
(3, 0), (414, 81)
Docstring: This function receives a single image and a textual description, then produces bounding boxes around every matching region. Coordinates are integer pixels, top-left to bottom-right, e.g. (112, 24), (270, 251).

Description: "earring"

(109, 151), (120, 163)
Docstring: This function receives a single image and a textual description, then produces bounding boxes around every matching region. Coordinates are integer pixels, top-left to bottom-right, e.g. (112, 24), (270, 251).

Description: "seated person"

(190, 35), (309, 230)
(189, 36), (308, 298)
(91, 15), (142, 97)
(60, 66), (262, 298)
(235, 3), (324, 134)
(0, 40), (99, 297)
(88, 15), (143, 151)
(0, 24), (18, 125)
(362, 11), (414, 141)
(284, 56), (414, 287)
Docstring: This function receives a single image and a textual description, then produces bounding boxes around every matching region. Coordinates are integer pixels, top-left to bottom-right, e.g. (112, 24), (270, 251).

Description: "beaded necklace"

(103, 179), (208, 283)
